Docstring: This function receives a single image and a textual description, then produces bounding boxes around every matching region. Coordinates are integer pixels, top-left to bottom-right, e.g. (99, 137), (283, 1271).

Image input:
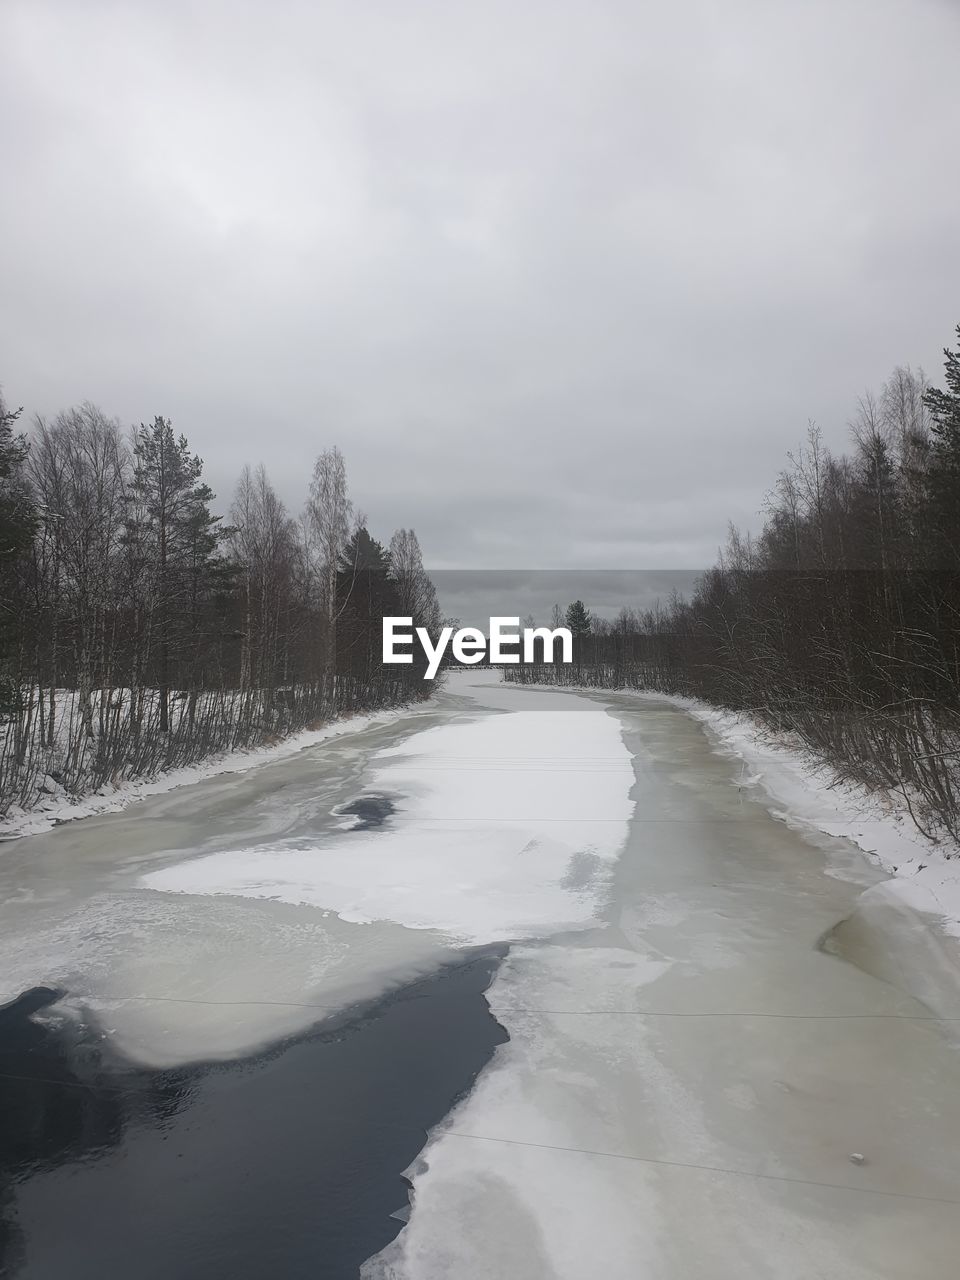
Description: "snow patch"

(144, 703), (634, 945)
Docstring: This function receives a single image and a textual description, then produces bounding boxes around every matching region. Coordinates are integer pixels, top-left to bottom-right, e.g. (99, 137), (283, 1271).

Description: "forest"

(0, 404), (440, 817)
(508, 326), (960, 840)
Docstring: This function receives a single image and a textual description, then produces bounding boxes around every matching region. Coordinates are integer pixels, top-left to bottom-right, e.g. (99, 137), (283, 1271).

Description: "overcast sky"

(2, 0), (959, 588)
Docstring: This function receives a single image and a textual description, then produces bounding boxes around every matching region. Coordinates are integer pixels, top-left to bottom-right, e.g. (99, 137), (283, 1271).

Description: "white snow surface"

(143, 688), (634, 944)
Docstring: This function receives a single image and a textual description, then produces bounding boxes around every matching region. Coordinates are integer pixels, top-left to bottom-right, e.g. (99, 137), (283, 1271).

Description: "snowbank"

(0, 701), (436, 841)
(669, 697), (960, 941)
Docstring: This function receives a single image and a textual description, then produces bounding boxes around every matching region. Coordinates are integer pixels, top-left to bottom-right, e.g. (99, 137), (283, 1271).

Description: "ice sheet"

(144, 697), (635, 944)
(366, 943), (948, 1280)
(363, 944), (670, 1280)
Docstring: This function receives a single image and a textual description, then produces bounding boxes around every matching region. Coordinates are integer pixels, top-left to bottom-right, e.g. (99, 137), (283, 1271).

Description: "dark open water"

(0, 950), (507, 1279)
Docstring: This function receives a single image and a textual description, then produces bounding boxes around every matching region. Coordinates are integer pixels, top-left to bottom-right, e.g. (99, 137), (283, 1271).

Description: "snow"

(0, 700), (437, 841)
(672, 696), (960, 941)
(143, 685), (634, 944)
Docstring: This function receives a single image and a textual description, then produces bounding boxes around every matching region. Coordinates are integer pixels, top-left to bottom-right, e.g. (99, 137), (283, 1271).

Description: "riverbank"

(0, 697), (437, 841)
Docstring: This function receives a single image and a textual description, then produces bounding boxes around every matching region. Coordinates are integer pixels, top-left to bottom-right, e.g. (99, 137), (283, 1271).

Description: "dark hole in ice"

(336, 793), (397, 830)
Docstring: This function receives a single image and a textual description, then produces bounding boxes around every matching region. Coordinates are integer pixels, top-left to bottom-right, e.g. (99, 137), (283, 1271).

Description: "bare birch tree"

(305, 446), (352, 690)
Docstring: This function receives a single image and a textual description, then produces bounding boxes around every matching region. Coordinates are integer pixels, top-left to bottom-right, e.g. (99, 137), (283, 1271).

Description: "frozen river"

(2, 670), (960, 1277)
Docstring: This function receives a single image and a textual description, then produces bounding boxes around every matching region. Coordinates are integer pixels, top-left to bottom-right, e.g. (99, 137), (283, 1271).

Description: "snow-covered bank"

(144, 679), (634, 944)
(671, 696), (960, 942)
(0, 700), (436, 841)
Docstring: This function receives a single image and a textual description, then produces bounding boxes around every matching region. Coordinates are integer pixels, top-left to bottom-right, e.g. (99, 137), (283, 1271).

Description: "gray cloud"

(2, 0), (958, 604)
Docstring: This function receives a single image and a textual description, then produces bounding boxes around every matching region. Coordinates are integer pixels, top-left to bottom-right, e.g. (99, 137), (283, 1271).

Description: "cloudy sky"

(2, 0), (959, 586)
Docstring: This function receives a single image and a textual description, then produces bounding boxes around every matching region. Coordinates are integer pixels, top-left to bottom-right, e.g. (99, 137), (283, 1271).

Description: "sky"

(2, 0), (959, 599)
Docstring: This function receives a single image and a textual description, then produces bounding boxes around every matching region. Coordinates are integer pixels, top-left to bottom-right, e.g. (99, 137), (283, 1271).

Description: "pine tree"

(125, 417), (227, 730)
(923, 324), (960, 567)
(341, 524), (392, 576)
(0, 397), (34, 567)
(565, 600), (591, 638)
(565, 599), (591, 666)
(0, 395), (36, 712)
(336, 525), (399, 680)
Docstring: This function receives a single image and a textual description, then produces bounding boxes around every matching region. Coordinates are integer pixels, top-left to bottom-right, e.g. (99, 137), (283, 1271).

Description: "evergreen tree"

(0, 395), (36, 712)
(565, 600), (591, 638)
(336, 525), (399, 681)
(0, 397), (34, 568)
(923, 324), (960, 567)
(125, 417), (227, 730)
(340, 524), (392, 577)
(565, 599), (591, 665)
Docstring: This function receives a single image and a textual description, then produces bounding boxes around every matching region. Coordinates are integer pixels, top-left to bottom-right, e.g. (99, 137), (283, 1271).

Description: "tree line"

(0, 403), (440, 817)
(508, 325), (960, 839)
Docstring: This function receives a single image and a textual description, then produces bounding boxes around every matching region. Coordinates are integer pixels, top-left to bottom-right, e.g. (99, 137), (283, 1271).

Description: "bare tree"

(230, 464), (298, 690)
(305, 447), (352, 690)
(28, 405), (128, 744)
(389, 527), (440, 633)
